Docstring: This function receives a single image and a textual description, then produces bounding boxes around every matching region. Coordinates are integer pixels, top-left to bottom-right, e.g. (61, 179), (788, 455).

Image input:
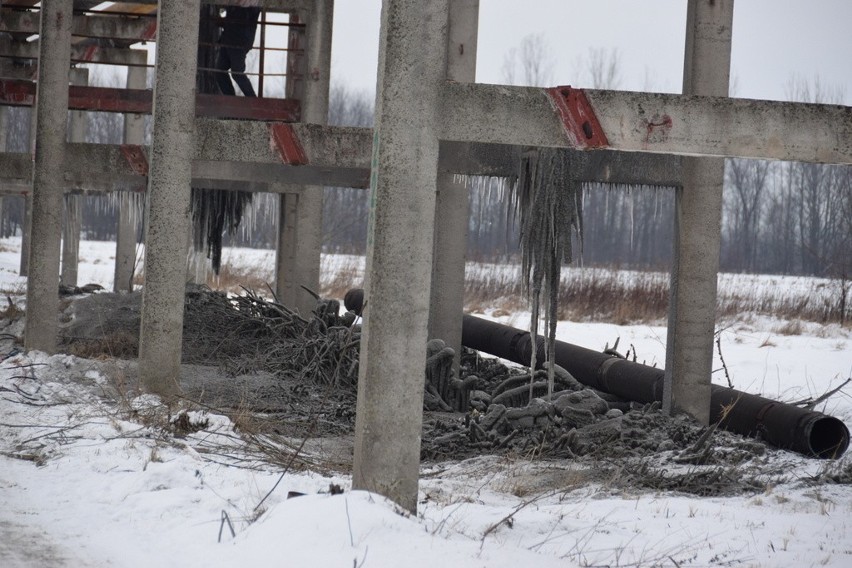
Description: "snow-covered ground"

(1, 238), (851, 567)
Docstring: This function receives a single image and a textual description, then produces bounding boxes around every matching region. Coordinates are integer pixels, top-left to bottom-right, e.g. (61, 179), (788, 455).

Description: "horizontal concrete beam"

(194, 120), (370, 168)
(440, 83), (852, 165)
(1, 119), (685, 194)
(1, 38), (148, 66)
(0, 122), (374, 193)
(1, 9), (157, 42)
(439, 141), (682, 187)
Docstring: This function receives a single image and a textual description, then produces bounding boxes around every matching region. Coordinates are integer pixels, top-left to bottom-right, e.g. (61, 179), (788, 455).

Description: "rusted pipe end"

(805, 415), (850, 459)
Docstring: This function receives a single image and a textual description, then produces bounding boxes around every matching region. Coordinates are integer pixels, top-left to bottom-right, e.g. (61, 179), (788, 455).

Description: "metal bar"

(259, 9), (267, 97)
(269, 122), (308, 164)
(545, 86), (609, 149)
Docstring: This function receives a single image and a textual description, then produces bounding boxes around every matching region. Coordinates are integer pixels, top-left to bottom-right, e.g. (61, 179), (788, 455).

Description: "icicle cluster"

(508, 148), (583, 398)
(191, 188), (253, 274)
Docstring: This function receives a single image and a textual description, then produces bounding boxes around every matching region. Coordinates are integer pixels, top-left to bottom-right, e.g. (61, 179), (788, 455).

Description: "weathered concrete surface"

(275, 0), (333, 315)
(439, 83), (852, 165)
(663, 0), (733, 426)
(352, 0), (449, 514)
(24, 0), (73, 353)
(114, 63), (147, 293)
(2, 133), (686, 196)
(61, 69), (88, 289)
(19, 195), (31, 276)
(138, 0), (200, 400)
(60, 194), (81, 287)
(429, 0), (479, 378)
(2, 134), (685, 195)
(1, 8), (157, 41)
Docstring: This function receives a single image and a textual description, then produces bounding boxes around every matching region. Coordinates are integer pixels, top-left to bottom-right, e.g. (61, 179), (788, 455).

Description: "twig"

(716, 335), (733, 388)
(792, 377), (852, 410)
(481, 489), (558, 541)
(345, 497), (355, 547)
(218, 510), (236, 543)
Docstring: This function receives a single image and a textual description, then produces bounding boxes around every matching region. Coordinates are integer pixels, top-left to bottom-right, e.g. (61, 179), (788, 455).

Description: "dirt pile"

(53, 288), (789, 494)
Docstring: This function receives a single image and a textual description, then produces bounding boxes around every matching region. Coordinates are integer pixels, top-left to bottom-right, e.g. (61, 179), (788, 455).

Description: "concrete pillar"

(138, 0), (201, 399)
(61, 68), (88, 288)
(0, 105), (8, 152)
(352, 0), (449, 513)
(663, 0), (733, 425)
(0, 106), (7, 239)
(275, 1), (332, 315)
(23, 0), (73, 353)
(428, 0), (479, 382)
(19, 195), (30, 275)
(114, 63), (147, 293)
(20, 105), (35, 276)
(61, 193), (81, 286)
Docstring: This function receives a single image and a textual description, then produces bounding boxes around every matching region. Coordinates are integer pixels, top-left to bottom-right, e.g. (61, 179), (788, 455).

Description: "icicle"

(508, 148), (583, 401)
(191, 187), (253, 274)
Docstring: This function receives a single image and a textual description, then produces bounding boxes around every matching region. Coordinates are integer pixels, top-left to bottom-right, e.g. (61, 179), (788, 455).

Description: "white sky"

(331, 0), (852, 103)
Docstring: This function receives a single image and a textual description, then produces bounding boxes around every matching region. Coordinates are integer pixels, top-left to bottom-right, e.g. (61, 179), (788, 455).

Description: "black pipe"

(345, 289), (849, 458)
(463, 315), (849, 459)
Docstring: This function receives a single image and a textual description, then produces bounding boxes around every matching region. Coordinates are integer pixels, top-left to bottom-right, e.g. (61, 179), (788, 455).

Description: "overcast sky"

(330, 0), (852, 103)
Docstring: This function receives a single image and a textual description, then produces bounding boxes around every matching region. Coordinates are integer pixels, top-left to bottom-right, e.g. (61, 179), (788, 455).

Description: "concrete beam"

(138, 0), (201, 400)
(439, 142), (683, 187)
(353, 0), (449, 514)
(2, 124), (685, 194)
(1, 39), (149, 67)
(439, 82), (852, 165)
(429, 0), (479, 385)
(24, 0), (73, 353)
(663, 0), (734, 426)
(1, 9), (157, 42)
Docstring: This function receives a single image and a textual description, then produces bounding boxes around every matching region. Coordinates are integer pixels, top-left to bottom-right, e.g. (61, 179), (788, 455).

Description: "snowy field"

(1, 238), (851, 567)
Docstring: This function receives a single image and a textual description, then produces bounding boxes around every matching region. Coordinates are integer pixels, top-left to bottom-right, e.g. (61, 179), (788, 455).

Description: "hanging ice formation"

(191, 188), (253, 274)
(508, 148), (583, 398)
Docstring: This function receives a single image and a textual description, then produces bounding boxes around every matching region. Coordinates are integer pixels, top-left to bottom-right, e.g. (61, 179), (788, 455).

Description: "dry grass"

(775, 319), (804, 336)
(135, 254), (850, 326)
(321, 260), (364, 300)
(205, 259), (274, 294)
(463, 264), (851, 326)
(64, 330), (139, 359)
(0, 296), (24, 321)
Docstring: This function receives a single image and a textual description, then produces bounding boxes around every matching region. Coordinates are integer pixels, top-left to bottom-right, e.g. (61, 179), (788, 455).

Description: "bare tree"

(501, 34), (554, 87)
(586, 47), (621, 90)
(723, 158), (771, 271)
(322, 83), (375, 253)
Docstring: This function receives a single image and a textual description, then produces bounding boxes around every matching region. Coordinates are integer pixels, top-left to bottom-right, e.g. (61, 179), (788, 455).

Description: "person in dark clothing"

(215, 6), (262, 97)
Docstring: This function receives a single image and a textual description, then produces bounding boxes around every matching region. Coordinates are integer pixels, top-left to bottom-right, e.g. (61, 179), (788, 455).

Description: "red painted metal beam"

(269, 122), (308, 165)
(545, 85), (609, 149)
(120, 144), (149, 176)
(0, 79), (300, 121)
